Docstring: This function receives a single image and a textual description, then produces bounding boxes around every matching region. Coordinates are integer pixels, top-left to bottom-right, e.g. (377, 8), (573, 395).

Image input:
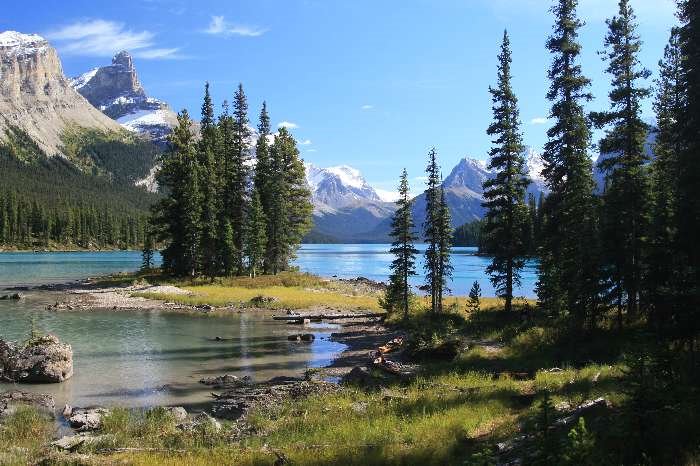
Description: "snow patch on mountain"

(0, 31), (48, 56)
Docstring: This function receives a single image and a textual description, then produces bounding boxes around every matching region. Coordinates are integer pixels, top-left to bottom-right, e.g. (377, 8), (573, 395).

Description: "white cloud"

(375, 189), (400, 202)
(278, 121), (298, 129)
(361, 104), (374, 110)
(305, 148), (317, 153)
(204, 16), (267, 37)
(530, 117), (548, 125)
(298, 139), (312, 146)
(46, 19), (181, 59)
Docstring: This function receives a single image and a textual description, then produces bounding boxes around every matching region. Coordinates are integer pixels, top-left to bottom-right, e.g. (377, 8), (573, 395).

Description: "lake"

(0, 245), (537, 409)
(0, 244), (538, 297)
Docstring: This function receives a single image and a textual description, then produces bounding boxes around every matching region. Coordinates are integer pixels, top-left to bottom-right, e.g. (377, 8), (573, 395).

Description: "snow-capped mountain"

(304, 163), (397, 242)
(358, 148), (549, 241)
(71, 51), (177, 145)
(0, 31), (122, 155)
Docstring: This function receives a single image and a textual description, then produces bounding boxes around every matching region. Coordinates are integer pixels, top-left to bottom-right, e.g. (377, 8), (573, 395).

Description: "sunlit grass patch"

(136, 284), (384, 311)
(0, 406), (54, 464)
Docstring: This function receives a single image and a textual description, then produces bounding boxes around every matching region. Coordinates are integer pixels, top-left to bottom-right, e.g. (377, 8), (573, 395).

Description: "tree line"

(151, 84), (313, 277)
(382, 0), (699, 347)
(0, 138), (154, 250)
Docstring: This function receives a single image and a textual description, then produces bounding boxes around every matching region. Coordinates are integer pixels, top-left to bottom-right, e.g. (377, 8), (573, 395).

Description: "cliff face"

(72, 51), (177, 144)
(0, 31), (123, 155)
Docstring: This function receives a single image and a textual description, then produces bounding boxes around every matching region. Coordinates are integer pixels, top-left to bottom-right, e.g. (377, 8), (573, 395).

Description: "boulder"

(67, 408), (110, 431)
(177, 412), (221, 433)
(199, 374), (252, 389)
(0, 335), (73, 383)
(164, 406), (188, 422)
(0, 293), (23, 300)
(0, 391), (55, 418)
(342, 366), (373, 386)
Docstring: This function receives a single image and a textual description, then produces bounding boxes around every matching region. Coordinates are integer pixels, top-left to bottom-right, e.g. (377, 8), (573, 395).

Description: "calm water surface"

(0, 245), (537, 409)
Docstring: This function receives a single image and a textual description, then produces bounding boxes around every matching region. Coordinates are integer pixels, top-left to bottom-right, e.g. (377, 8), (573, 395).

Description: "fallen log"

(378, 337), (403, 354)
(272, 312), (385, 321)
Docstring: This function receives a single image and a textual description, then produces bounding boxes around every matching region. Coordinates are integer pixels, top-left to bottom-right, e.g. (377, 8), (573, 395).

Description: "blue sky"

(2, 0), (679, 195)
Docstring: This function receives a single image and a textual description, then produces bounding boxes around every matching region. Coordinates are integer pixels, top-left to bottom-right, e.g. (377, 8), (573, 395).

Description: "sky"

(1, 0), (679, 196)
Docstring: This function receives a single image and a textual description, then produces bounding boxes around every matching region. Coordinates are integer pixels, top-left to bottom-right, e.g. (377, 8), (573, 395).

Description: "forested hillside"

(0, 126), (159, 250)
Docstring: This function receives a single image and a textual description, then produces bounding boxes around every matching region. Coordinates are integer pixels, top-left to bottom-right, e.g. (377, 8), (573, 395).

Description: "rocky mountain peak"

(112, 50), (134, 69)
(0, 30), (122, 155)
(72, 51), (177, 144)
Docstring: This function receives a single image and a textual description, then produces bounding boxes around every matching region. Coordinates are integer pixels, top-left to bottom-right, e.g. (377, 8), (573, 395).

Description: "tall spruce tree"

(266, 128), (312, 273)
(423, 149), (452, 314)
(436, 185), (453, 313)
(217, 101), (237, 275)
(153, 110), (202, 277)
(253, 102), (274, 273)
(647, 28), (684, 331)
(592, 0), (651, 318)
(482, 30), (530, 313)
(537, 0), (599, 330)
(384, 169), (419, 319)
(198, 83), (220, 277)
(424, 148), (442, 314)
(676, 0), (700, 346)
(245, 189), (267, 278)
(226, 84), (251, 274)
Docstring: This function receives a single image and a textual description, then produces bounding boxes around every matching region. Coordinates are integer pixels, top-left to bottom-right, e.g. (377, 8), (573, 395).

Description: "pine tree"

(423, 148), (443, 314)
(141, 233), (154, 272)
(266, 128), (312, 273)
(245, 189), (267, 278)
(647, 28), (684, 331)
(468, 281), (481, 313)
(198, 83), (220, 278)
(253, 102), (274, 273)
(592, 0), (651, 318)
(482, 30), (531, 313)
(436, 186), (453, 313)
(384, 169), (419, 319)
(217, 101), (237, 275)
(537, 0), (599, 331)
(676, 0), (700, 346)
(154, 110), (202, 277)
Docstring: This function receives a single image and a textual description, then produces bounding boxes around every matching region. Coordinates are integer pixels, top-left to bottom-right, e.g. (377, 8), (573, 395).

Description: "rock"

(67, 408), (110, 431)
(51, 435), (85, 452)
(342, 366), (373, 386)
(62, 404), (72, 417)
(287, 333), (315, 342)
(199, 374), (251, 389)
(211, 377), (339, 421)
(0, 334), (73, 383)
(0, 391), (55, 418)
(250, 295), (280, 306)
(0, 293), (23, 300)
(177, 412), (221, 433)
(165, 406), (188, 422)
(350, 401), (367, 414)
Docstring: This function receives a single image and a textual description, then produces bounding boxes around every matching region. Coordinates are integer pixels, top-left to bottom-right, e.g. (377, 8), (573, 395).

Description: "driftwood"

(378, 337), (403, 354)
(554, 397), (608, 427)
(372, 356), (403, 375)
(272, 312), (385, 322)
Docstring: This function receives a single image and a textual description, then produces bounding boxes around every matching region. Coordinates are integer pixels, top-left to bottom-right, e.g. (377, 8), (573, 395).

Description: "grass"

(0, 406), (54, 465)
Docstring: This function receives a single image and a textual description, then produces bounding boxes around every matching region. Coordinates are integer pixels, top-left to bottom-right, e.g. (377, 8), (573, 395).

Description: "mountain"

(361, 148), (548, 241)
(304, 164), (397, 242)
(71, 51), (178, 145)
(0, 31), (123, 156)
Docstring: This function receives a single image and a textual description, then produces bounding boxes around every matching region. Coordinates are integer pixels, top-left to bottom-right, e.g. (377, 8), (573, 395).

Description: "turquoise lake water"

(0, 244), (538, 297)
(0, 245), (537, 409)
